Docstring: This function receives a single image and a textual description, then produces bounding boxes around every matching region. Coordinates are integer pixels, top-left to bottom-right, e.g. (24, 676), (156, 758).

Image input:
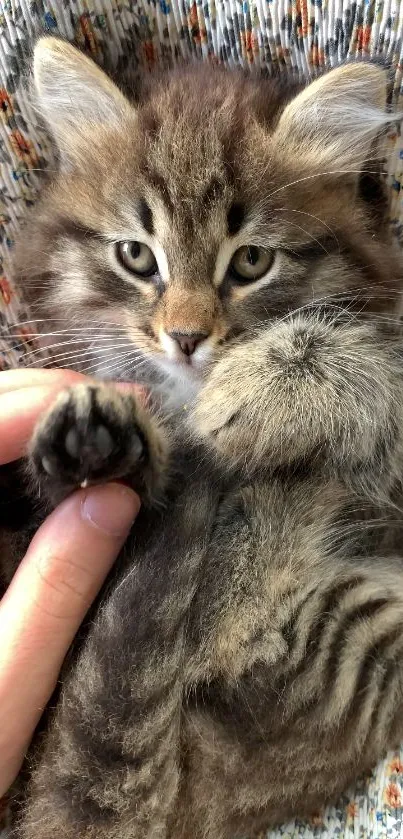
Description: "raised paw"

(191, 315), (395, 475)
(30, 384), (169, 505)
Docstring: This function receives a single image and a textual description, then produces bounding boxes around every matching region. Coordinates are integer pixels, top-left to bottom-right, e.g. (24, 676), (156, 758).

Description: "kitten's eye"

(229, 246), (273, 283)
(117, 241), (157, 277)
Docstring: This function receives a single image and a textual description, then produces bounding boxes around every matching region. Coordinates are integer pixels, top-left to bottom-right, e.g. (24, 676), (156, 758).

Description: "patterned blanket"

(0, 2), (402, 837)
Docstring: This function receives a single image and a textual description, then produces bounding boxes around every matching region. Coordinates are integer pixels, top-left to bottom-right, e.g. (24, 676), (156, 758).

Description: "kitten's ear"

(33, 37), (133, 166)
(274, 63), (393, 170)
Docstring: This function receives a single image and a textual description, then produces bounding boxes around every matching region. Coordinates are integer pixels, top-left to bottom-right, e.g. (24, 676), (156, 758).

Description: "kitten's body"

(3, 39), (403, 839)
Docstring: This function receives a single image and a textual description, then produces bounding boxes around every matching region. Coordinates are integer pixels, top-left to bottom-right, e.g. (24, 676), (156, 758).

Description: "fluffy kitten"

(3, 36), (403, 839)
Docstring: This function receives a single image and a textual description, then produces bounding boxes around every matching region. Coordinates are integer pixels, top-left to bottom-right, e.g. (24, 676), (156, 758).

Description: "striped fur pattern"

(3, 37), (403, 839)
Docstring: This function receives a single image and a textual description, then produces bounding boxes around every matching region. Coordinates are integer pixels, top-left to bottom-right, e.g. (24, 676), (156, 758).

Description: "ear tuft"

(274, 62), (396, 171)
(33, 37), (132, 165)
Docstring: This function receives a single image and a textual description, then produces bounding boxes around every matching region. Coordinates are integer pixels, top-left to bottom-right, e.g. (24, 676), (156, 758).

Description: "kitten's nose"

(168, 330), (208, 356)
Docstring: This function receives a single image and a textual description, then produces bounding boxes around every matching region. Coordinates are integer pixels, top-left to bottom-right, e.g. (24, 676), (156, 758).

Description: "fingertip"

(81, 483), (141, 536)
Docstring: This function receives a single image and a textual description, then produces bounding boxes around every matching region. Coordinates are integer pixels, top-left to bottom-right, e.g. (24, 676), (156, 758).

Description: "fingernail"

(82, 484), (140, 536)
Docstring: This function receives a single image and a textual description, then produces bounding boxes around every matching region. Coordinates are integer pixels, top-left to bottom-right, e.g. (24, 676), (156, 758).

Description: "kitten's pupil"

(130, 242), (141, 259)
(247, 247), (259, 266)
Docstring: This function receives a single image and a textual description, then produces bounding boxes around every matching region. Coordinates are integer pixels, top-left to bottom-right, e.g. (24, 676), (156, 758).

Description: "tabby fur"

(2, 37), (403, 839)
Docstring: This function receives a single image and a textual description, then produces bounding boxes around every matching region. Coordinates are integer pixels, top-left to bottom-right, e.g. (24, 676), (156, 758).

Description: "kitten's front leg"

(29, 383), (169, 506)
(193, 314), (402, 483)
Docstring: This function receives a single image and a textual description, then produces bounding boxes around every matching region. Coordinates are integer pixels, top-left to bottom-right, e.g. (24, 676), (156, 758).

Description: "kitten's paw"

(30, 384), (169, 504)
(192, 315), (396, 474)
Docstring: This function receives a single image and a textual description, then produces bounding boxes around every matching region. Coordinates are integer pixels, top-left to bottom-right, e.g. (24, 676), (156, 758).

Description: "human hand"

(0, 369), (141, 797)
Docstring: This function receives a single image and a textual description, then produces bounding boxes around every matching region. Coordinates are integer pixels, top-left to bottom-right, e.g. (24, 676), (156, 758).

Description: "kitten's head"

(14, 38), (402, 391)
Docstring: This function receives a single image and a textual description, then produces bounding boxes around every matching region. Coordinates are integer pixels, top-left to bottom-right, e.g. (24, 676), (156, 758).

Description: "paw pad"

(32, 385), (146, 490)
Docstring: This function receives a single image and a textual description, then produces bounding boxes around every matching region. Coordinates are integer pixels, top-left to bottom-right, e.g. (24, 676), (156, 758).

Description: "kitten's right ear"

(33, 37), (133, 166)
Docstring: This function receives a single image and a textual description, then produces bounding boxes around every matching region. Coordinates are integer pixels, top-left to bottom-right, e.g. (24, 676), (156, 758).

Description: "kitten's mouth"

(151, 352), (207, 390)
(168, 353), (192, 367)
(175, 355), (202, 370)
(164, 355), (203, 375)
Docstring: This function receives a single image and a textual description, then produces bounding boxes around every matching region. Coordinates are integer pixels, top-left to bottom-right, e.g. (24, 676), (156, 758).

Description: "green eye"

(229, 246), (273, 283)
(117, 241), (157, 277)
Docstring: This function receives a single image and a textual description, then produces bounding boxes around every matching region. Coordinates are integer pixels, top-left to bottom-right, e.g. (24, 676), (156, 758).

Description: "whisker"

(10, 337), (138, 360)
(83, 354), (151, 378)
(266, 168), (388, 201)
(30, 344), (143, 368)
(274, 217), (331, 254)
(275, 208), (340, 249)
(58, 349), (145, 377)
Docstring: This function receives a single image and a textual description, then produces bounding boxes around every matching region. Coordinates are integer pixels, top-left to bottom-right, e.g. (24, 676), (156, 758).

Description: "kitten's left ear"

(33, 37), (133, 166)
(274, 63), (394, 170)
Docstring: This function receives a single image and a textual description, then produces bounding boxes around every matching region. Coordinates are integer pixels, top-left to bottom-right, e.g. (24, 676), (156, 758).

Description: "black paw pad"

(33, 386), (145, 489)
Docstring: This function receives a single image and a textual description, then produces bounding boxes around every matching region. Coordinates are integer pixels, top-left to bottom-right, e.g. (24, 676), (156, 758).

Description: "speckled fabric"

(0, 2), (402, 838)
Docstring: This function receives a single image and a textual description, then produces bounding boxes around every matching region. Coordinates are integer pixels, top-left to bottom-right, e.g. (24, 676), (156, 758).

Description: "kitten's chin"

(157, 355), (203, 379)
(152, 355), (203, 411)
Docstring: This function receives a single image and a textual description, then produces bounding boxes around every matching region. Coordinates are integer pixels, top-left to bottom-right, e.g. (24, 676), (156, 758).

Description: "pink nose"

(168, 331), (208, 356)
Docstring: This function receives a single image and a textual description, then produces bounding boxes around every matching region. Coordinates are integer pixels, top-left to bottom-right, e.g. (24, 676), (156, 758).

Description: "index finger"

(0, 370), (146, 464)
(0, 368), (88, 394)
(0, 370), (87, 464)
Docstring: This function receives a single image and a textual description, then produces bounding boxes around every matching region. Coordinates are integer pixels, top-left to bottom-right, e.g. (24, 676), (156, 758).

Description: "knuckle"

(32, 548), (93, 620)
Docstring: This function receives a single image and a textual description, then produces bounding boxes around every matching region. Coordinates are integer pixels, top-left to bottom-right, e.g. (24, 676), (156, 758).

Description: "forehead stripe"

(227, 202), (245, 236)
(147, 171), (174, 215)
(138, 198), (154, 236)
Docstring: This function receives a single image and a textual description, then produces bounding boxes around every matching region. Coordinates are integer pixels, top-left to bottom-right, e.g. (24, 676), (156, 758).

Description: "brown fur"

(2, 37), (403, 839)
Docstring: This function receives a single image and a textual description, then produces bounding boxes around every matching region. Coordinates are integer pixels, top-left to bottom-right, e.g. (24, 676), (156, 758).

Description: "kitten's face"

(15, 41), (402, 390)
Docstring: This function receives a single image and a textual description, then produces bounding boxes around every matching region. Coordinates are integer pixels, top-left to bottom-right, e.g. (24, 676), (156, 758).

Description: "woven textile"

(0, 2), (402, 838)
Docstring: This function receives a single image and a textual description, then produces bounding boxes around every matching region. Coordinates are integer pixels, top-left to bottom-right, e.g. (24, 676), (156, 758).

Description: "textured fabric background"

(0, 2), (402, 837)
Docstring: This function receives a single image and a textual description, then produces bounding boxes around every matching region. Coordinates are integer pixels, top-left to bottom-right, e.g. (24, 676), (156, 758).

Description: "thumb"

(0, 482), (140, 796)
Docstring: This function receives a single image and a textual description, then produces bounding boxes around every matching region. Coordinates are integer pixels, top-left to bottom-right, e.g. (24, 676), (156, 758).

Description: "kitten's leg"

(29, 383), (169, 506)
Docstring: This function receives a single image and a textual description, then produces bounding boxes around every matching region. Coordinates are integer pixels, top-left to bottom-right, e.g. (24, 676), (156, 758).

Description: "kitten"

(3, 36), (403, 839)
